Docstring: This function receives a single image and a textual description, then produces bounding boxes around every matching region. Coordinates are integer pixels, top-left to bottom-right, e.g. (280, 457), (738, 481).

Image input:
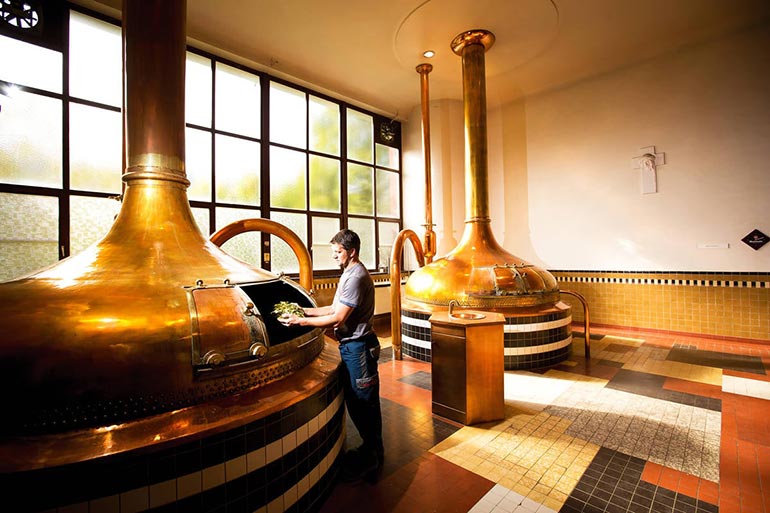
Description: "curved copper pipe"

(210, 219), (314, 294)
(560, 290), (591, 359)
(416, 63), (436, 263)
(389, 229), (425, 359)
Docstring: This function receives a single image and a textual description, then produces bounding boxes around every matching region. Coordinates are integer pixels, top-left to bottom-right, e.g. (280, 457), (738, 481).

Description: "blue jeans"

(338, 332), (383, 456)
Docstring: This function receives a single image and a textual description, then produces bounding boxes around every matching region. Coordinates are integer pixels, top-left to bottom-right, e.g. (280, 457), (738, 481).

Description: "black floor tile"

(560, 447), (719, 513)
(606, 369), (721, 412)
(668, 344), (765, 374)
(397, 370), (432, 390)
(344, 395), (460, 478)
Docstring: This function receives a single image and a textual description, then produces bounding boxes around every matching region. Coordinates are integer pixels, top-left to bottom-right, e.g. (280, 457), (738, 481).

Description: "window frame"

(0, 3), (402, 282)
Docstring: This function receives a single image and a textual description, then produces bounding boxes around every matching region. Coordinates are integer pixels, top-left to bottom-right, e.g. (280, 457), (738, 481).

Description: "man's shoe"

(339, 448), (380, 483)
(345, 445), (384, 466)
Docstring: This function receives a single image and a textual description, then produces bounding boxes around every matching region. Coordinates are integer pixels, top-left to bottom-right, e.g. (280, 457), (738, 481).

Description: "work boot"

(339, 446), (382, 483)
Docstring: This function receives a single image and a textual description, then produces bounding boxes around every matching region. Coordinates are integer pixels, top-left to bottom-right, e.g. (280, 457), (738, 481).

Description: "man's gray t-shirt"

(333, 261), (375, 342)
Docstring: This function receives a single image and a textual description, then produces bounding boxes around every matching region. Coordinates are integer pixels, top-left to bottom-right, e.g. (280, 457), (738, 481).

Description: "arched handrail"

(210, 218), (314, 294)
(560, 289), (591, 359)
(389, 229), (426, 360)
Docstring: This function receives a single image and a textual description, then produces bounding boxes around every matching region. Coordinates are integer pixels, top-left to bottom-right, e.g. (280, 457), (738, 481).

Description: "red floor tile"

(663, 376), (723, 398)
(324, 326), (770, 513)
(641, 461), (663, 485)
(319, 453), (493, 513)
(698, 479), (720, 505)
(678, 472), (700, 497)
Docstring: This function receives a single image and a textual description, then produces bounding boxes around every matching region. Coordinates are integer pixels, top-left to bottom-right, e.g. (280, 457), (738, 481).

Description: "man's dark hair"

(330, 229), (360, 254)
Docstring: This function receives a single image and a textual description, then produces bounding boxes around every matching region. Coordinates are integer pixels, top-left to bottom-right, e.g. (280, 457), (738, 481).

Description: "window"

(0, 4), (401, 281)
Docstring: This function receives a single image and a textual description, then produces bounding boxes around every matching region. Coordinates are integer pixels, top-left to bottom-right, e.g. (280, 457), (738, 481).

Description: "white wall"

(403, 23), (770, 272)
(516, 23), (770, 271)
(402, 98), (465, 267)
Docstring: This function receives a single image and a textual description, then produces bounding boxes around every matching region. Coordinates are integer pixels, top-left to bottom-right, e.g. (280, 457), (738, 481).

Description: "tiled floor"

(318, 326), (770, 513)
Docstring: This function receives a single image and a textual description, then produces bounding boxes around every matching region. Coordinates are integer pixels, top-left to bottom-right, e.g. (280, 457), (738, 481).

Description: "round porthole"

(0, 0), (41, 30)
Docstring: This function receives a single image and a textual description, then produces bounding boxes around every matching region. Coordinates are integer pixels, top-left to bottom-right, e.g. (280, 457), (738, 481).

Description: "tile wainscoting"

(312, 271), (769, 343)
(552, 271), (769, 342)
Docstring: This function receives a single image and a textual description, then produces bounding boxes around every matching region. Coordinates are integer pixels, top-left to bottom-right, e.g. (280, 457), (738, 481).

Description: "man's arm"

(284, 303), (353, 329)
(303, 305), (334, 317)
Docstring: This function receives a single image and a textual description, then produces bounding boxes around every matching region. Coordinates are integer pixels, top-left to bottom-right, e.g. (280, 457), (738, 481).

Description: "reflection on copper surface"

(0, 0), (322, 442)
(0, 341), (341, 473)
(404, 30), (560, 309)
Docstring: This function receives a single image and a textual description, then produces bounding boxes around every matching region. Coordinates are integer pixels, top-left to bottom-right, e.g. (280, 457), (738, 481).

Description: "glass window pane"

(270, 82), (306, 149)
(0, 193), (58, 281)
(186, 52), (212, 127)
(216, 206), (261, 267)
(185, 127), (212, 202)
(215, 62), (260, 138)
(69, 103), (122, 194)
(270, 211), (307, 274)
(309, 95), (339, 156)
(375, 143), (399, 170)
(70, 195), (121, 255)
(270, 146), (306, 209)
(378, 221), (400, 272)
(309, 155), (339, 213)
(376, 168), (400, 218)
(215, 134), (260, 205)
(0, 35), (62, 93)
(191, 206), (210, 236)
(311, 216), (340, 270)
(348, 217), (375, 269)
(347, 163), (373, 215)
(346, 109), (373, 163)
(0, 90), (62, 187)
(69, 11), (121, 107)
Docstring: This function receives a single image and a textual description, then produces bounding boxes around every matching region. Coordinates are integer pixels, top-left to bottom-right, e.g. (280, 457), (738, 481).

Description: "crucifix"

(632, 146), (666, 194)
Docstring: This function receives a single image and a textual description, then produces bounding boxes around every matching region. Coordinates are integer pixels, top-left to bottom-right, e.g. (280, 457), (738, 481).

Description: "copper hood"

(0, 0), (322, 435)
(405, 30), (559, 308)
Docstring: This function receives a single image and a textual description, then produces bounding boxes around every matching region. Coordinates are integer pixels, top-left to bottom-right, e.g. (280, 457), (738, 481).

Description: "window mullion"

(260, 74), (271, 270)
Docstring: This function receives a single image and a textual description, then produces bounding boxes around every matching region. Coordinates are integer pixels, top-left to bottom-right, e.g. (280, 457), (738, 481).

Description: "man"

(282, 229), (384, 481)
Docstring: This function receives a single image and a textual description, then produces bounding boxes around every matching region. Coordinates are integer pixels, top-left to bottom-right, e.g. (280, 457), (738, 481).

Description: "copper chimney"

(0, 0), (322, 436)
(405, 30), (560, 308)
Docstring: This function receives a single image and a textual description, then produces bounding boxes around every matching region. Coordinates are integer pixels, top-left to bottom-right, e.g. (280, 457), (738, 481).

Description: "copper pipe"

(389, 229), (425, 359)
(404, 30), (559, 308)
(451, 30), (495, 223)
(416, 63), (436, 263)
(124, 0), (187, 181)
(210, 218), (314, 294)
(560, 290), (591, 358)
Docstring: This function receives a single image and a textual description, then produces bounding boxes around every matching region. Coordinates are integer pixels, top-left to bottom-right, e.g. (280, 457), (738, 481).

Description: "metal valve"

(202, 350), (226, 366)
(249, 343), (268, 359)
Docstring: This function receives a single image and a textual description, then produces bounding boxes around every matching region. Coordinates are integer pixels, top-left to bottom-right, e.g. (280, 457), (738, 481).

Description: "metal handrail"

(560, 289), (591, 359)
(389, 229), (425, 359)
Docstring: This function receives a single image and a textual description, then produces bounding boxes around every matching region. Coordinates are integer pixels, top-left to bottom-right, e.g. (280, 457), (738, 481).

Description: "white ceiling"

(81, 0), (770, 120)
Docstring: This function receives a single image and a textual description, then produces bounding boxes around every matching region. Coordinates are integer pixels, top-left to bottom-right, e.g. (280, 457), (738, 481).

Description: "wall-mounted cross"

(631, 145), (666, 194)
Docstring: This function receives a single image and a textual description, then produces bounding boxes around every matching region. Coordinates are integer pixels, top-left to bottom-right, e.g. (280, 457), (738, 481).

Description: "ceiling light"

(422, 50), (435, 58)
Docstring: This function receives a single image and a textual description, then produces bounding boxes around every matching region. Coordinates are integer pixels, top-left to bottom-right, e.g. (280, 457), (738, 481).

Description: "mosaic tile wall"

(552, 271), (770, 342)
(6, 380), (345, 513)
(315, 270), (770, 343)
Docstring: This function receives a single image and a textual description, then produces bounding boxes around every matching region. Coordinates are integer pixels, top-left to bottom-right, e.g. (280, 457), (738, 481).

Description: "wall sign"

(741, 229), (768, 251)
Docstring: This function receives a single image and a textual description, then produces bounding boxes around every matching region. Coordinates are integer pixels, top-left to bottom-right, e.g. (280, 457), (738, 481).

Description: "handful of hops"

(271, 301), (305, 318)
